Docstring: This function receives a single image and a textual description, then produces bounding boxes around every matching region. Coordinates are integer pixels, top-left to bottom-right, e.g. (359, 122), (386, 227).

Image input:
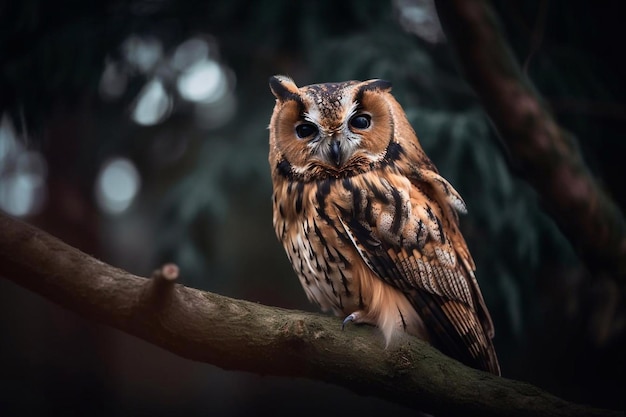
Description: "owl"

(268, 75), (500, 375)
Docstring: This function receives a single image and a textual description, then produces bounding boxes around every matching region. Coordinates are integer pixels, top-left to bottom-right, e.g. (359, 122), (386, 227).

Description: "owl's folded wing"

(335, 183), (500, 375)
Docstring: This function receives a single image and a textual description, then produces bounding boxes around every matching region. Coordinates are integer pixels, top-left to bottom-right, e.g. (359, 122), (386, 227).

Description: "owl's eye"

(295, 123), (318, 139)
(349, 114), (371, 129)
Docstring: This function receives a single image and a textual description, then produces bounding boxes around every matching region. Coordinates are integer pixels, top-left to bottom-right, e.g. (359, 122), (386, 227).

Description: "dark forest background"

(0, 0), (624, 415)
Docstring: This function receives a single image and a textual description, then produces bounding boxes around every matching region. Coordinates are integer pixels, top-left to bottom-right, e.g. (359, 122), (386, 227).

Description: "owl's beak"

(329, 140), (342, 167)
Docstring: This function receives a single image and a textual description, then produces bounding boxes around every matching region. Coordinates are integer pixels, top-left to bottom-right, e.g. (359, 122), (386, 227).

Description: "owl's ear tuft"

(269, 75), (300, 101)
(360, 79), (392, 93)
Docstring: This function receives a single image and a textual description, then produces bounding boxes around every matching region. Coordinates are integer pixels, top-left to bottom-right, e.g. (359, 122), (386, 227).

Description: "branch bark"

(435, 0), (626, 284)
(0, 211), (619, 417)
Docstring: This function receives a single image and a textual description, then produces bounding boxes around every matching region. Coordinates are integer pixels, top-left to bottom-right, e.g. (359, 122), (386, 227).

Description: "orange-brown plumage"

(268, 75), (500, 375)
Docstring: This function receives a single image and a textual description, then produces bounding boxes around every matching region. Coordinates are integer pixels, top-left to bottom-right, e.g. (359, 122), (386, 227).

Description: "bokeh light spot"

(0, 116), (47, 217)
(0, 172), (47, 217)
(99, 60), (128, 100)
(122, 35), (163, 73)
(0, 114), (21, 165)
(177, 59), (227, 103)
(96, 158), (141, 215)
(132, 78), (172, 126)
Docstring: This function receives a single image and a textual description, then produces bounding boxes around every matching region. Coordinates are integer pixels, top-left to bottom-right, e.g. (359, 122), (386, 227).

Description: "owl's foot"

(341, 311), (362, 330)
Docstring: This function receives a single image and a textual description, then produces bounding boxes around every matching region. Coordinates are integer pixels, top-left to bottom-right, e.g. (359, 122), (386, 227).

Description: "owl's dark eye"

(349, 114), (371, 129)
(295, 123), (318, 138)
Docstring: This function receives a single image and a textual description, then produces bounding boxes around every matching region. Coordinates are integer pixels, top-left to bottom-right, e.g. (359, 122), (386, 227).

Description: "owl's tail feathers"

(483, 340), (501, 376)
(409, 290), (501, 376)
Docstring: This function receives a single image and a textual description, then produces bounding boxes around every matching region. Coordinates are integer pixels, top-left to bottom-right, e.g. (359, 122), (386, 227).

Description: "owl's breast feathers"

(272, 147), (500, 375)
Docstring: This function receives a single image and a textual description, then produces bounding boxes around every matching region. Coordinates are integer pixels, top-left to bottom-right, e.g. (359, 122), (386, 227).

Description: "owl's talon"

(342, 312), (359, 330)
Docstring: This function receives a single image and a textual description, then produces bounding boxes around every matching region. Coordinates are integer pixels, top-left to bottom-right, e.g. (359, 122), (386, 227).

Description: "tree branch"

(0, 211), (619, 417)
(435, 0), (626, 284)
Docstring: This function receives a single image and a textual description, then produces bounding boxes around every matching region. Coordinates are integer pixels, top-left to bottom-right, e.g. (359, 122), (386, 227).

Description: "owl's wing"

(335, 173), (500, 374)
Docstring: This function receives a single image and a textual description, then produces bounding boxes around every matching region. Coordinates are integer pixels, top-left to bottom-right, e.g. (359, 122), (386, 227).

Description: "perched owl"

(268, 75), (500, 375)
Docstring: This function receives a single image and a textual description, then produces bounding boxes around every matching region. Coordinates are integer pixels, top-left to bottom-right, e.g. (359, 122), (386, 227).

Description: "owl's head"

(268, 75), (416, 181)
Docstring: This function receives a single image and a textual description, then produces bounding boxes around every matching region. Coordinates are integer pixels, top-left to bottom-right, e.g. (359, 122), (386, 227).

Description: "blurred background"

(0, 0), (623, 415)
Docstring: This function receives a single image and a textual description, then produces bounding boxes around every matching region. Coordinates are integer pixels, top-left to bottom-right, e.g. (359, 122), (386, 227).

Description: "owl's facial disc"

(269, 76), (395, 179)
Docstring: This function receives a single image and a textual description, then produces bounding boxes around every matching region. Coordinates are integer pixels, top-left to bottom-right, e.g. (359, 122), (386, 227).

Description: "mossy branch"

(0, 211), (619, 417)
